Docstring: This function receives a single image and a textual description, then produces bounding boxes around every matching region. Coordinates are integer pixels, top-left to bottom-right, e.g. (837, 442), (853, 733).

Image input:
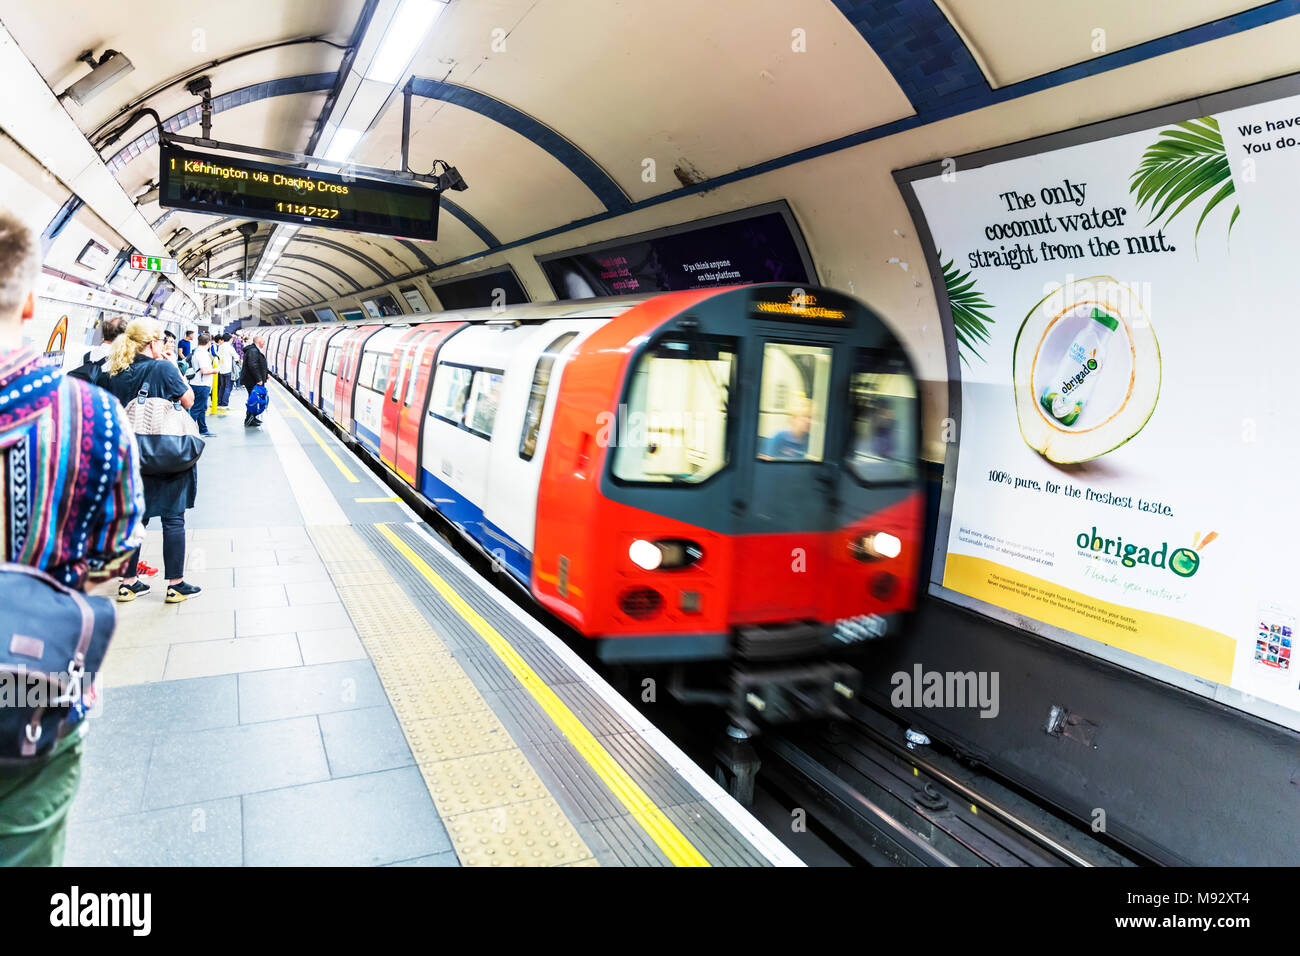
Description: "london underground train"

(263, 284), (922, 720)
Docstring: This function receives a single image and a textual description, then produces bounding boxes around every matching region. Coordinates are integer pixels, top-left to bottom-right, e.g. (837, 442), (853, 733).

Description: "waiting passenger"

(103, 318), (203, 605)
(760, 396), (814, 460)
(188, 332), (217, 437)
(242, 334), (269, 427)
(215, 333), (236, 413)
(0, 210), (145, 866)
(68, 314), (128, 385)
(178, 329), (194, 361)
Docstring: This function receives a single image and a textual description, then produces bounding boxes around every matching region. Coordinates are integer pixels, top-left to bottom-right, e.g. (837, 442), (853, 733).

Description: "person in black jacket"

(241, 334), (269, 427)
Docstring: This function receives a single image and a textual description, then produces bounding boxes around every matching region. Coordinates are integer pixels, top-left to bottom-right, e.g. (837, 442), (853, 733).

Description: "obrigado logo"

(1076, 527), (1217, 577)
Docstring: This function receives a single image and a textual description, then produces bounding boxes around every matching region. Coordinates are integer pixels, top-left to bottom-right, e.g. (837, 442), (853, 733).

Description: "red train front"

(532, 284), (923, 716)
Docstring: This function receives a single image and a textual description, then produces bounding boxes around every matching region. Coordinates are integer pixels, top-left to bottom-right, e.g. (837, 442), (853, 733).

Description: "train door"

(287, 328), (311, 391)
(297, 329), (322, 398)
(379, 329), (423, 470)
(733, 325), (849, 621)
(482, 322), (593, 584)
(395, 322), (465, 484)
(311, 327), (347, 410)
(334, 324), (383, 433)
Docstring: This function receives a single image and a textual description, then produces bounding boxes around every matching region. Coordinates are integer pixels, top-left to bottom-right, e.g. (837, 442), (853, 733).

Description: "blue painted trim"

(439, 196), (500, 249)
(832, 0), (1300, 124)
(408, 77), (630, 211)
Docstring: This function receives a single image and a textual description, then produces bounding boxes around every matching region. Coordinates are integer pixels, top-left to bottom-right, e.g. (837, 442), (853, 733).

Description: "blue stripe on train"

(354, 420), (381, 455)
(419, 467), (532, 586)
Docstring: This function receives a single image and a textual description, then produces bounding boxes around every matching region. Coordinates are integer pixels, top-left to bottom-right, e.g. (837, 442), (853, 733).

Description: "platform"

(68, 380), (800, 867)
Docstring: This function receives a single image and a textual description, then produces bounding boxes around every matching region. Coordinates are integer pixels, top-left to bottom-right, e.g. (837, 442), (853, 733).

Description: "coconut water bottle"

(1040, 308), (1119, 426)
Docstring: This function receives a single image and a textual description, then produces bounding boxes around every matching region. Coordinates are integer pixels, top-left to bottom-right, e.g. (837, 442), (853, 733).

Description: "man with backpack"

(242, 334), (269, 427)
(66, 314), (127, 386)
(187, 331), (217, 437)
(0, 210), (145, 865)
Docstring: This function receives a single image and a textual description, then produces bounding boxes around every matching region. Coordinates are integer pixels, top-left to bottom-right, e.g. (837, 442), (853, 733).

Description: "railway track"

(756, 698), (1146, 867)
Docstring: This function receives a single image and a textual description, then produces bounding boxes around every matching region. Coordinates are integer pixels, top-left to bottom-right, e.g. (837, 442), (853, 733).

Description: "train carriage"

(268, 284), (921, 724)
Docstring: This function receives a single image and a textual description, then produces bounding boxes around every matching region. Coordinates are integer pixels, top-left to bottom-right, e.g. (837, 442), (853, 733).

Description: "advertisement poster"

(539, 206), (812, 299)
(909, 90), (1300, 721)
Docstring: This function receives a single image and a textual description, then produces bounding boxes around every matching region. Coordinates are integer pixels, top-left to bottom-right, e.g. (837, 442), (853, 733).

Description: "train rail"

(756, 697), (1147, 867)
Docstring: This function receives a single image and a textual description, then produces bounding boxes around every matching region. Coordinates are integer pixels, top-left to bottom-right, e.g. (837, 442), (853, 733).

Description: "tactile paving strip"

(307, 523), (599, 866)
(360, 521), (772, 868)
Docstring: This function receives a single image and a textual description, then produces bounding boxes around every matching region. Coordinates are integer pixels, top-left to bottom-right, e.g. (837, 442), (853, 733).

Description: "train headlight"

(628, 538), (703, 571)
(852, 532), (901, 561)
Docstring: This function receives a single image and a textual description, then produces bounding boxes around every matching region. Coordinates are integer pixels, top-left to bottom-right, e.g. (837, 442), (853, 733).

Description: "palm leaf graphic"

(940, 254), (994, 366)
(1130, 116), (1240, 251)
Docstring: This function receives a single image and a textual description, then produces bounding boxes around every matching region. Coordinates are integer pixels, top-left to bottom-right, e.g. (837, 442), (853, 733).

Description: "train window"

(756, 342), (832, 463)
(519, 332), (578, 461)
(326, 346), (340, 374)
(430, 363), (474, 425)
(395, 348), (416, 404)
(612, 336), (736, 484)
(372, 351), (390, 394)
(403, 348), (425, 407)
(465, 370), (504, 438)
(846, 349), (917, 485)
(358, 353), (378, 391)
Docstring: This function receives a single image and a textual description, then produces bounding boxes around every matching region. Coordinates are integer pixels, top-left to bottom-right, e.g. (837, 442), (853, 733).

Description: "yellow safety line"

(375, 522), (710, 867)
(274, 394), (359, 483)
(355, 497), (402, 503)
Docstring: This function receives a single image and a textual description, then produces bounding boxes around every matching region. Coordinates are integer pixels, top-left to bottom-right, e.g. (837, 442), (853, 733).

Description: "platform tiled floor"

(67, 380), (796, 867)
(67, 393), (457, 867)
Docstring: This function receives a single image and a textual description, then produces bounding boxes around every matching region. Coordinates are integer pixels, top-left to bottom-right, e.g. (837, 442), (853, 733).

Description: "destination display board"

(159, 144), (440, 240)
(901, 82), (1300, 727)
(538, 204), (814, 299)
(194, 276), (278, 299)
(430, 268), (528, 310)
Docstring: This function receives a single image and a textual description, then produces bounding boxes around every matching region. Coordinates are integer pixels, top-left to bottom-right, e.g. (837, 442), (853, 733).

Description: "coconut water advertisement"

(908, 90), (1300, 722)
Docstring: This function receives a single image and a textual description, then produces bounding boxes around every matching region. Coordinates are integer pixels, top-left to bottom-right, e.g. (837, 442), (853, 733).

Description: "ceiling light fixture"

(366, 0), (448, 85)
(322, 127), (363, 164)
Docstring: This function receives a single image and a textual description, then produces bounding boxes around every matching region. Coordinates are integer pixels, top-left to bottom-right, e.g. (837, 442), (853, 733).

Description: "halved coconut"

(1013, 276), (1160, 464)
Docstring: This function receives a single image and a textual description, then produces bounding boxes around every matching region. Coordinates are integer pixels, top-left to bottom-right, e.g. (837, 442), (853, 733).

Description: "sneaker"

(165, 581), (203, 604)
(136, 560), (159, 577)
(117, 580), (150, 603)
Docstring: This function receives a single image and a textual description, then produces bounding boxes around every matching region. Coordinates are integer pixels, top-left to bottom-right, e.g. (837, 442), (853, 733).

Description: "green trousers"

(0, 731), (84, 866)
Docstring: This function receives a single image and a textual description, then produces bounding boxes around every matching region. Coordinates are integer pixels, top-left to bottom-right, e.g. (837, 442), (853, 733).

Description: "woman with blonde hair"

(102, 317), (203, 604)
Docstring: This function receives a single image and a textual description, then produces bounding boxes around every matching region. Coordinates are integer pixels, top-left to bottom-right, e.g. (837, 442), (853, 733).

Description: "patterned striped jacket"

(0, 347), (144, 589)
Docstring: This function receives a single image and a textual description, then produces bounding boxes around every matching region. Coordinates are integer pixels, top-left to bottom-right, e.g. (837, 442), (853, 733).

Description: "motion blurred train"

(265, 284), (922, 719)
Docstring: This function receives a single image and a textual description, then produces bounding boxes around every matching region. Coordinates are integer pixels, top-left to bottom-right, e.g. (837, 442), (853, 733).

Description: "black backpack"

(65, 350), (102, 386)
(0, 564), (115, 762)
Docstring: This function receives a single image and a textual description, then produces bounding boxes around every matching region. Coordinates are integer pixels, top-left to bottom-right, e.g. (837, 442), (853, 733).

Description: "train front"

(534, 283), (924, 729)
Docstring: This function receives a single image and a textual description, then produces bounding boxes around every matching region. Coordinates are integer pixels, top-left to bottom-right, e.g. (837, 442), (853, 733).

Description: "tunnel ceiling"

(0, 0), (1286, 310)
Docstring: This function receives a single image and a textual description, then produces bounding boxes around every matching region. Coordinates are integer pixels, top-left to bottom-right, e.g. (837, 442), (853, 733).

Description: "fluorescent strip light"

(323, 128), (363, 163)
(366, 0), (446, 84)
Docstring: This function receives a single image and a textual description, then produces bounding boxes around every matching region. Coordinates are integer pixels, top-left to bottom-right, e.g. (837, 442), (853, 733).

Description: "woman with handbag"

(103, 318), (203, 605)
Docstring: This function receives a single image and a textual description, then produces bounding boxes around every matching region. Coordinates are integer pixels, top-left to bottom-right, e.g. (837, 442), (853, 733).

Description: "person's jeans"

(123, 513), (186, 580)
(190, 384), (210, 434)
(217, 373), (233, 407)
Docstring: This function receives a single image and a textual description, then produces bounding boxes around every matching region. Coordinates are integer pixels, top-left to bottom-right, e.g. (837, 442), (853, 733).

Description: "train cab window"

(358, 353), (378, 391)
(756, 342), (832, 463)
(847, 349), (917, 484)
(519, 332), (578, 461)
(612, 336), (736, 484)
(465, 370), (504, 438)
(430, 363), (474, 425)
(325, 346), (340, 375)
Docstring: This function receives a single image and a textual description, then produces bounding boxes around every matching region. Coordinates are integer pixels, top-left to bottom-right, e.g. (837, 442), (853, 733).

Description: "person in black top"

(241, 334), (269, 427)
(102, 318), (203, 605)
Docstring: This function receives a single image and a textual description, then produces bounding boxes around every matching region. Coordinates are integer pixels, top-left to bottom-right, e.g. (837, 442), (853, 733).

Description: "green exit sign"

(129, 253), (177, 274)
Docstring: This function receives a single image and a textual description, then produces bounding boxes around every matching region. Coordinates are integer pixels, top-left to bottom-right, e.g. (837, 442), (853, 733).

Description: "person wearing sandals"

(102, 318), (203, 604)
